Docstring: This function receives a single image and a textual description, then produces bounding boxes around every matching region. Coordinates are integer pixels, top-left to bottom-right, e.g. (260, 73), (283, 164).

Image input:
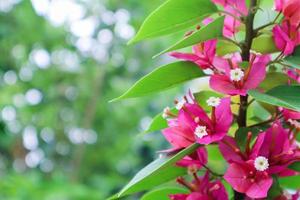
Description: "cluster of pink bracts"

(161, 0), (300, 199)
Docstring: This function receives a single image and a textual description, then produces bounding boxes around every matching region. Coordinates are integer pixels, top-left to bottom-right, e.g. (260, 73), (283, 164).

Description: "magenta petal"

(219, 136), (243, 163)
(162, 126), (194, 148)
(170, 194), (188, 200)
(224, 163), (252, 194)
(187, 193), (210, 200)
(197, 132), (227, 145)
(282, 108), (300, 120)
(246, 176), (273, 199)
(215, 97), (233, 133)
(210, 75), (245, 95)
(210, 180), (229, 200)
(272, 24), (296, 55)
(244, 55), (269, 90)
(184, 103), (212, 129)
(170, 52), (200, 62)
(249, 132), (266, 159)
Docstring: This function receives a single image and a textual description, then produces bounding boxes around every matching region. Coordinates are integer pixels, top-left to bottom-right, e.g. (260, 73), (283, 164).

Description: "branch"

(235, 0), (258, 199)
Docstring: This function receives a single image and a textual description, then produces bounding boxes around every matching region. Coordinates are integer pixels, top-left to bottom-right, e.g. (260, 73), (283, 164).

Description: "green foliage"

(143, 108), (177, 134)
(284, 46), (300, 69)
(117, 143), (200, 198)
(279, 175), (300, 190)
(252, 34), (279, 54)
(249, 85), (300, 112)
(288, 162), (300, 172)
(259, 72), (289, 91)
(267, 177), (282, 200)
(155, 16), (225, 57)
(129, 0), (218, 44)
(206, 145), (226, 174)
(112, 62), (205, 101)
(216, 39), (240, 56)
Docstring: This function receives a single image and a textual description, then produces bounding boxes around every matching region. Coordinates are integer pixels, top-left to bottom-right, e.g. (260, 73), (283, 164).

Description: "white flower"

(162, 107), (170, 119)
(194, 126), (208, 139)
(206, 97), (221, 107)
(254, 156), (269, 171)
(230, 68), (244, 81)
(175, 100), (185, 110)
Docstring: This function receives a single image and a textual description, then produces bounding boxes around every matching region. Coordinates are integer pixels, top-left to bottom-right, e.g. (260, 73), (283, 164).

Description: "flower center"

(230, 68), (244, 81)
(206, 97), (221, 107)
(254, 156), (269, 171)
(194, 126), (208, 139)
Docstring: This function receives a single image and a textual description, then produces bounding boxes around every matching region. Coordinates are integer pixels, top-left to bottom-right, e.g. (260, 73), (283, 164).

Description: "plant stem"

(235, 0), (258, 199)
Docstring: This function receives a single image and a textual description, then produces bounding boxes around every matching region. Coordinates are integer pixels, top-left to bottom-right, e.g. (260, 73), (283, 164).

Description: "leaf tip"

(108, 97), (121, 103)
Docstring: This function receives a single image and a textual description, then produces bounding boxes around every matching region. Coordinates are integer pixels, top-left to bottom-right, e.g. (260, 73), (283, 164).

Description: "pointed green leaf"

(141, 186), (188, 200)
(154, 16), (225, 57)
(129, 0), (218, 44)
(249, 85), (300, 112)
(111, 62), (205, 101)
(117, 143), (200, 197)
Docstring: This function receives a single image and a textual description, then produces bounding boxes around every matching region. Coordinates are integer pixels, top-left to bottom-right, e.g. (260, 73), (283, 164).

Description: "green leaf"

(248, 85), (300, 112)
(216, 39), (241, 56)
(257, 72), (290, 114)
(259, 72), (289, 91)
(129, 0), (218, 44)
(252, 34), (279, 54)
(284, 46), (300, 70)
(143, 108), (177, 134)
(194, 90), (223, 112)
(279, 175), (300, 189)
(267, 177), (282, 200)
(117, 143), (200, 197)
(235, 127), (261, 153)
(111, 62), (205, 101)
(206, 145), (227, 174)
(288, 161), (300, 172)
(154, 16), (225, 57)
(141, 186), (188, 200)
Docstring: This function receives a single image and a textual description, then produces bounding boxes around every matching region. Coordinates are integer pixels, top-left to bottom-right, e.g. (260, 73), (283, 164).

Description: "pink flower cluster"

(172, 39), (270, 96)
(157, 0), (300, 199)
(273, 0), (300, 55)
(170, 172), (228, 200)
(220, 122), (300, 198)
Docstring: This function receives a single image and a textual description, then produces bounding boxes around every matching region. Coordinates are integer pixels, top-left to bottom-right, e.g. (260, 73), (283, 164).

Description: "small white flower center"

(254, 156), (269, 171)
(162, 107), (170, 119)
(230, 68), (244, 81)
(175, 100), (185, 110)
(194, 126), (208, 139)
(206, 97), (221, 107)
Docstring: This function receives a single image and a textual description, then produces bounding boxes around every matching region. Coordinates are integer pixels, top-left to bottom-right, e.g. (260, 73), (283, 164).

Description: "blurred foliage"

(0, 0), (183, 199)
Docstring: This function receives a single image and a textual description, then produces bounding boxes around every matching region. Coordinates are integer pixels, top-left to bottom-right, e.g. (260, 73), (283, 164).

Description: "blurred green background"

(0, 0), (186, 199)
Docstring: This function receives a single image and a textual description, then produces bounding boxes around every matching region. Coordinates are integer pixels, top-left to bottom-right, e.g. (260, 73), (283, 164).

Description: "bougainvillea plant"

(112, 0), (300, 199)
